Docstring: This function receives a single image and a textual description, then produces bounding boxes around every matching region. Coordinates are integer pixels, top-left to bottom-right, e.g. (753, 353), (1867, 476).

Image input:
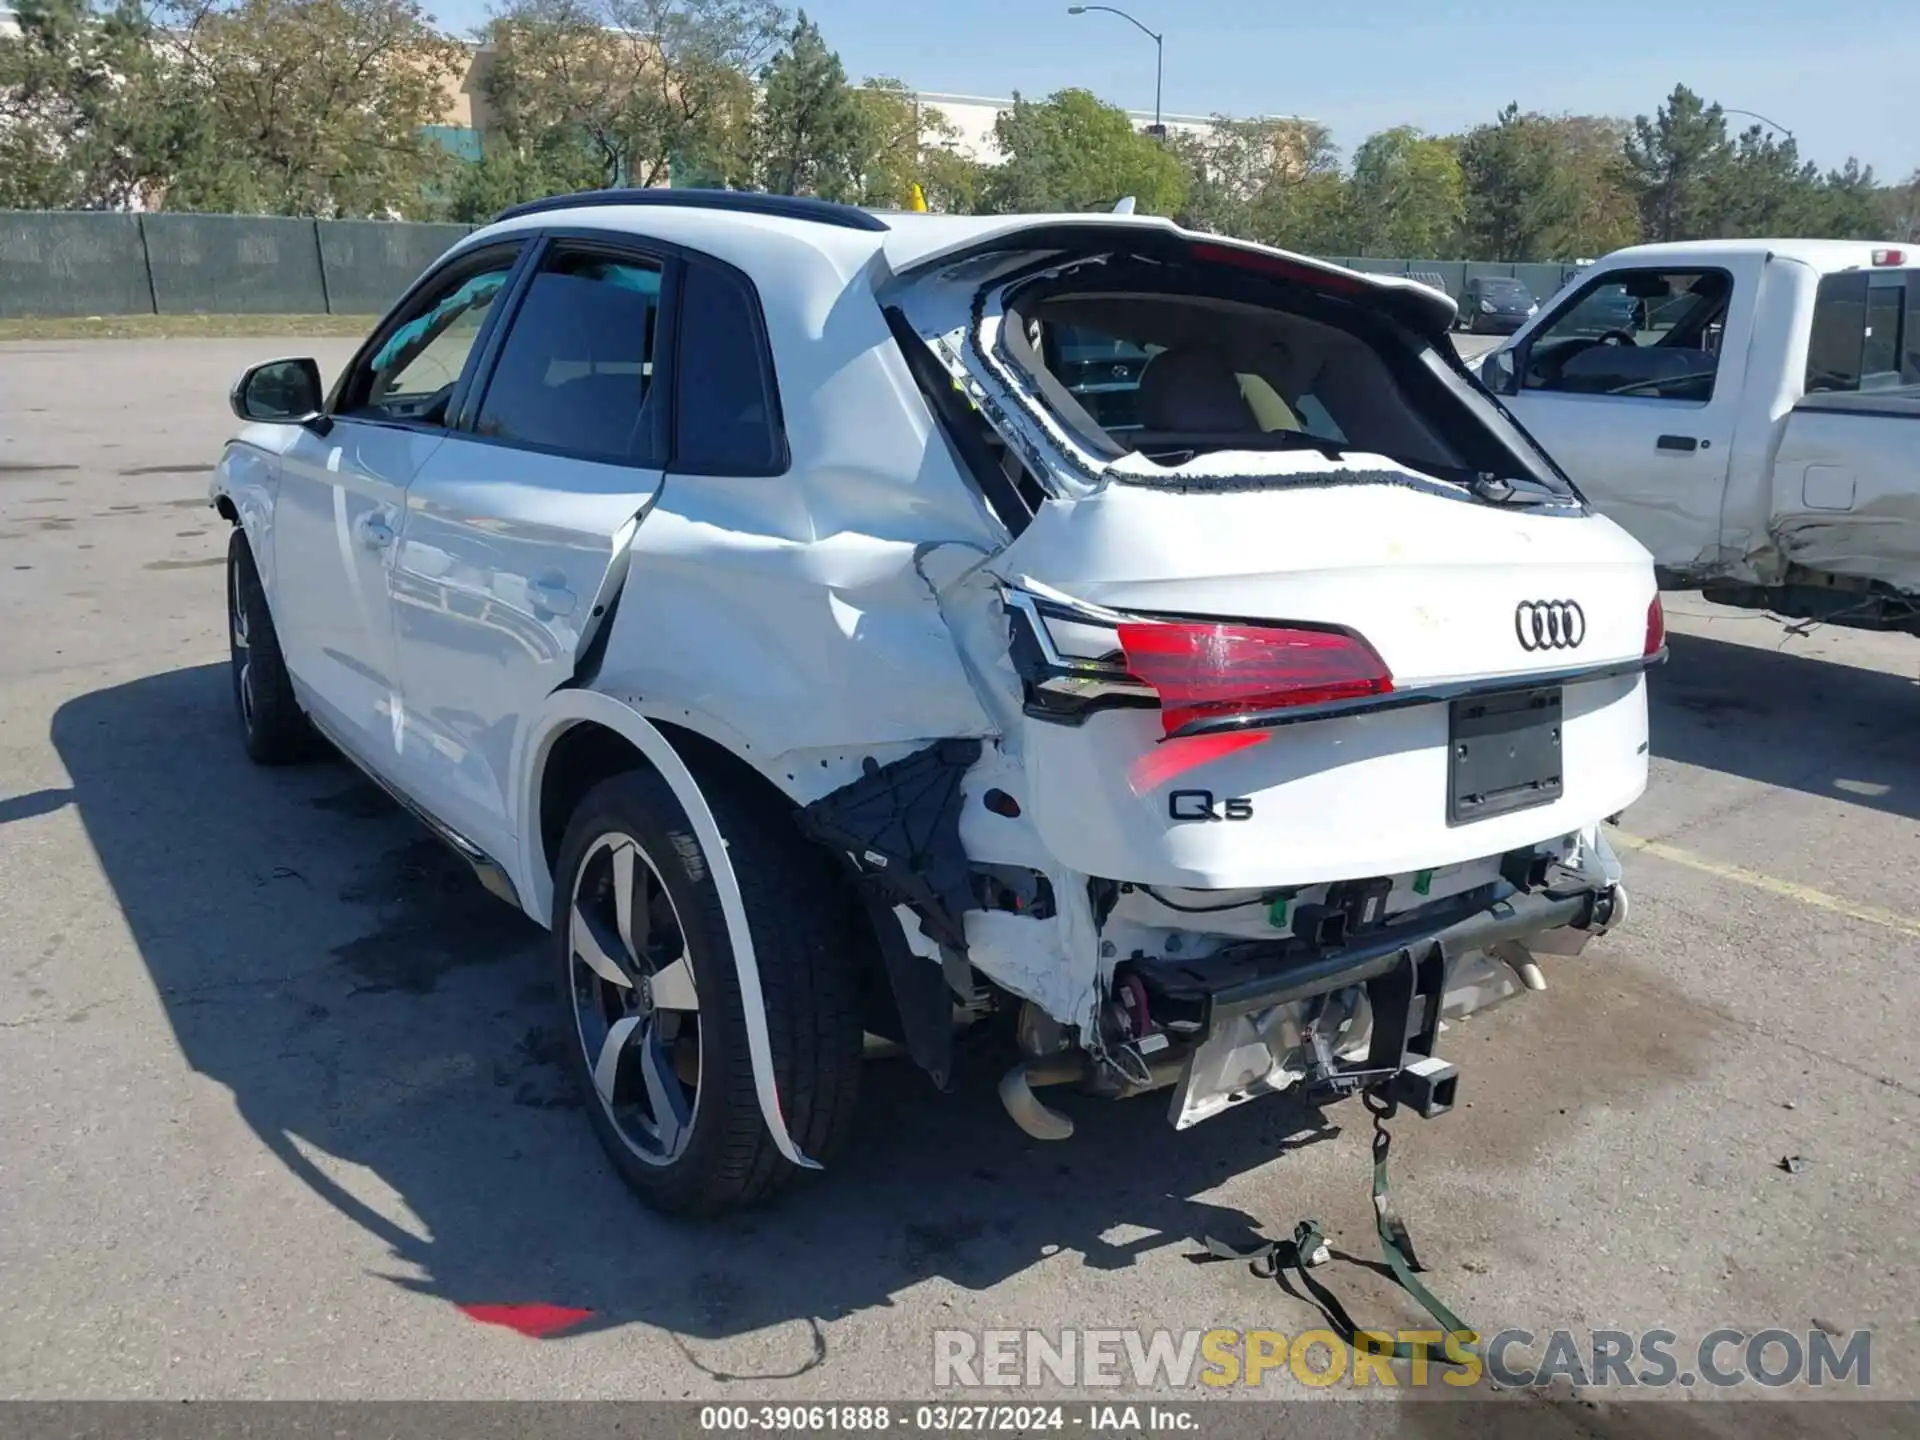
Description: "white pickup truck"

(1478, 239), (1920, 630)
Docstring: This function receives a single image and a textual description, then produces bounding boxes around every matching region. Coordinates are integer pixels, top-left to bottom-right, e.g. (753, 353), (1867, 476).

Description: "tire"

(226, 530), (315, 765)
(550, 765), (864, 1216)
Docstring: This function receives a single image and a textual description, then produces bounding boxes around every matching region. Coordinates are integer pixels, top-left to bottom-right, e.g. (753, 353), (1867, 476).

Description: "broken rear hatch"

(886, 223), (1661, 888)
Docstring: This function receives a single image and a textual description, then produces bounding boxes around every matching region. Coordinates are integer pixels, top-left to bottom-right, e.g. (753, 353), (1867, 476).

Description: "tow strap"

(1202, 1091), (1477, 1367)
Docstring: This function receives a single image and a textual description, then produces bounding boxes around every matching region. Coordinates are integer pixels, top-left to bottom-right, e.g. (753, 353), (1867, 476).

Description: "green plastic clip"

(1413, 869), (1435, 896)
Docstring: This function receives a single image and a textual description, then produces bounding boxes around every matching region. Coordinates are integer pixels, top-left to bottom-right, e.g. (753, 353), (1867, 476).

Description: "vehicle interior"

(1018, 288), (1469, 475)
(1522, 270), (1731, 401)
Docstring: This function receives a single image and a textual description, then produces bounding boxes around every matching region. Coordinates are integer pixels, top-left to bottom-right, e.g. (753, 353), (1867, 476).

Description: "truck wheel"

(226, 531), (314, 765)
(550, 765), (864, 1216)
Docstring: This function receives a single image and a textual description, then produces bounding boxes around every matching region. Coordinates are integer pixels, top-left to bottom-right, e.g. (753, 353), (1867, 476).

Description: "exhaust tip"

(998, 1058), (1080, 1141)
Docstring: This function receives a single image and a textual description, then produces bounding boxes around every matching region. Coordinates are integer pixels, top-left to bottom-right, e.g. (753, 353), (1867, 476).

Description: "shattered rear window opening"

(989, 262), (1575, 504)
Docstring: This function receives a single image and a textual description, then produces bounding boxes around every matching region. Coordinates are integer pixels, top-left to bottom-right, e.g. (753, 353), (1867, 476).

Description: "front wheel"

(551, 766), (864, 1215)
(227, 531), (314, 765)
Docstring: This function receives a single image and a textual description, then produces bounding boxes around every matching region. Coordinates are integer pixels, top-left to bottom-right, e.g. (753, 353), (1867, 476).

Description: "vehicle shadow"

(49, 662), (1347, 1366)
(52, 641), (1869, 1374)
(1650, 631), (1920, 820)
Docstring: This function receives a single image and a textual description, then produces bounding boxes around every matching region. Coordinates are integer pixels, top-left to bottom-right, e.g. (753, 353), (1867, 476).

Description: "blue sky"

(434, 0), (1918, 180)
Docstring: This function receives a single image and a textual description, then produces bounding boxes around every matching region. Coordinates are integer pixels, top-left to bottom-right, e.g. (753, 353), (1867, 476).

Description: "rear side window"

(1805, 271), (1920, 393)
(1805, 271), (1868, 393)
(474, 249), (663, 466)
(671, 261), (785, 475)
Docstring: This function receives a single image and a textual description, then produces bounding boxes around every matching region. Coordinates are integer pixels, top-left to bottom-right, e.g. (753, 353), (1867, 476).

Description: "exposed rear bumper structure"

(997, 859), (1626, 1139)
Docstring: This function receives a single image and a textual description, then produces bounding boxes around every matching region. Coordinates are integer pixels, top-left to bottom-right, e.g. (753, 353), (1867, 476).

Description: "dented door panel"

(389, 439), (660, 867)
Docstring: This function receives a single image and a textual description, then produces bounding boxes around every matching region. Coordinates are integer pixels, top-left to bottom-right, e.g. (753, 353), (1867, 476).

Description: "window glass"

(474, 251), (663, 465)
(348, 257), (516, 423)
(1862, 279), (1904, 388)
(1523, 269), (1730, 401)
(671, 262), (783, 474)
(1805, 271), (1868, 394)
(1905, 277), (1920, 386)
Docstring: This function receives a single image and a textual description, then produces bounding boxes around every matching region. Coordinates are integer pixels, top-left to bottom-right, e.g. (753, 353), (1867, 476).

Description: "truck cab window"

(1523, 269), (1731, 402)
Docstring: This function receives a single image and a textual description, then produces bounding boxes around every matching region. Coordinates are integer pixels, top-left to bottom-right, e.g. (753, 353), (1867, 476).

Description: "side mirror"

(1480, 347), (1517, 396)
(231, 357), (325, 426)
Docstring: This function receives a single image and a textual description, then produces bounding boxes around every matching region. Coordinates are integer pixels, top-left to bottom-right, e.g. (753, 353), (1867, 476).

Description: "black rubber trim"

(1163, 650), (1666, 740)
(882, 304), (1031, 536)
(493, 188), (890, 232)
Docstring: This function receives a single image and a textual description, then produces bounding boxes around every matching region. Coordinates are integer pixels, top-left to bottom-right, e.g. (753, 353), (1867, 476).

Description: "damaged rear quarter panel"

(588, 247), (1008, 802)
(1767, 398), (1920, 594)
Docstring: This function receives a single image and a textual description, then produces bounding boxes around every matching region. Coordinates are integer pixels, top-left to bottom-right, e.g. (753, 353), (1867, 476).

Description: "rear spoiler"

(882, 218), (1457, 341)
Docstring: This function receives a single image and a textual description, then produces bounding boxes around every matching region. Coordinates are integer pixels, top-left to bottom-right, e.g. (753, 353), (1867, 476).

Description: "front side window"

(343, 254), (518, 424)
(474, 249), (664, 466)
(1522, 268), (1731, 402)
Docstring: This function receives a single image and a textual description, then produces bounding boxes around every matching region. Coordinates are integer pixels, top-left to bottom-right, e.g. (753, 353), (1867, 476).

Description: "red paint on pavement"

(458, 1302), (594, 1338)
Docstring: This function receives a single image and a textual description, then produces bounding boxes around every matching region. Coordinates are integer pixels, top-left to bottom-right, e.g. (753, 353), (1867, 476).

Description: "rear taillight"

(1644, 595), (1666, 656)
(1116, 621), (1393, 736)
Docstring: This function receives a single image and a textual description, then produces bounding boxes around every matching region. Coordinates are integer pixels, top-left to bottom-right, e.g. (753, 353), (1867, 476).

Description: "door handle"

(1655, 434), (1700, 453)
(529, 578), (577, 617)
(357, 512), (395, 549)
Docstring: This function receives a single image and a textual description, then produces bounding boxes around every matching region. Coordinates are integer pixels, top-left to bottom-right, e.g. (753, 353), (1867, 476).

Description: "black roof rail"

(491, 187), (891, 233)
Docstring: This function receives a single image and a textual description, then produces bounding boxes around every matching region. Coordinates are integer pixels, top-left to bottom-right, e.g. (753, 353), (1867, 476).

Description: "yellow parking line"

(1609, 829), (1920, 940)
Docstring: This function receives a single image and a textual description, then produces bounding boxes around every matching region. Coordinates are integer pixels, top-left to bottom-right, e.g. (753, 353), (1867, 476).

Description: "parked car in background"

(1457, 277), (1539, 334)
(1479, 239), (1920, 631)
(210, 194), (1650, 1215)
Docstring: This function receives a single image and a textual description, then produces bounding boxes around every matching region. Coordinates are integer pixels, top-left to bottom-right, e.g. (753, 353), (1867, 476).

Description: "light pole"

(1066, 5), (1163, 138)
(1722, 107), (1796, 142)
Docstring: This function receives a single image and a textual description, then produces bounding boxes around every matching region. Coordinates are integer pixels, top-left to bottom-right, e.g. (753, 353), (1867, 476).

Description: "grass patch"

(0, 312), (377, 341)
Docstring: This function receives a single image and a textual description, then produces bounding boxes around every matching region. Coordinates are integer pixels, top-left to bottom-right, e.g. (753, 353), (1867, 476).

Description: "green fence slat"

(0, 211), (153, 318)
(316, 220), (473, 316)
(140, 213), (330, 315)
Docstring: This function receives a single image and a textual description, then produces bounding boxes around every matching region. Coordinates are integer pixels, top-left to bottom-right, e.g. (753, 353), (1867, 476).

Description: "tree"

(0, 0), (198, 209)
(482, 0), (784, 194)
(1625, 84), (1732, 243)
(1458, 104), (1576, 261)
(1546, 115), (1639, 257)
(754, 10), (861, 197)
(1883, 170), (1920, 243)
(1344, 126), (1462, 257)
(1807, 157), (1886, 239)
(154, 0), (465, 216)
(1171, 116), (1336, 240)
(840, 77), (967, 209)
(981, 88), (1185, 216)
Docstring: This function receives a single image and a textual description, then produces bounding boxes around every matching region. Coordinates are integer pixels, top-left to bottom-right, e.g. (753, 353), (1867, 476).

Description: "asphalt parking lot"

(2, 333), (1917, 1433)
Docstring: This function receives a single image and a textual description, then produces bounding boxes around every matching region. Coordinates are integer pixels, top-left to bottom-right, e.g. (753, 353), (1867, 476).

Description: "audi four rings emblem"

(1515, 599), (1586, 651)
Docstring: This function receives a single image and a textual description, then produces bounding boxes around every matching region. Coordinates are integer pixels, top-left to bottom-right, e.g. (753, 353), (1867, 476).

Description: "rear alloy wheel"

(551, 767), (864, 1215)
(567, 832), (704, 1168)
(226, 530), (314, 765)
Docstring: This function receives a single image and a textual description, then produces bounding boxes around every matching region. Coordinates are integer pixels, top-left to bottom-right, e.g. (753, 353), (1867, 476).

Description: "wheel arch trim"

(516, 689), (820, 1171)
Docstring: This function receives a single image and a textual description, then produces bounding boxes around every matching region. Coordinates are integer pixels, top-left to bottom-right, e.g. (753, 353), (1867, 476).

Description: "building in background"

(913, 90), (1223, 163)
